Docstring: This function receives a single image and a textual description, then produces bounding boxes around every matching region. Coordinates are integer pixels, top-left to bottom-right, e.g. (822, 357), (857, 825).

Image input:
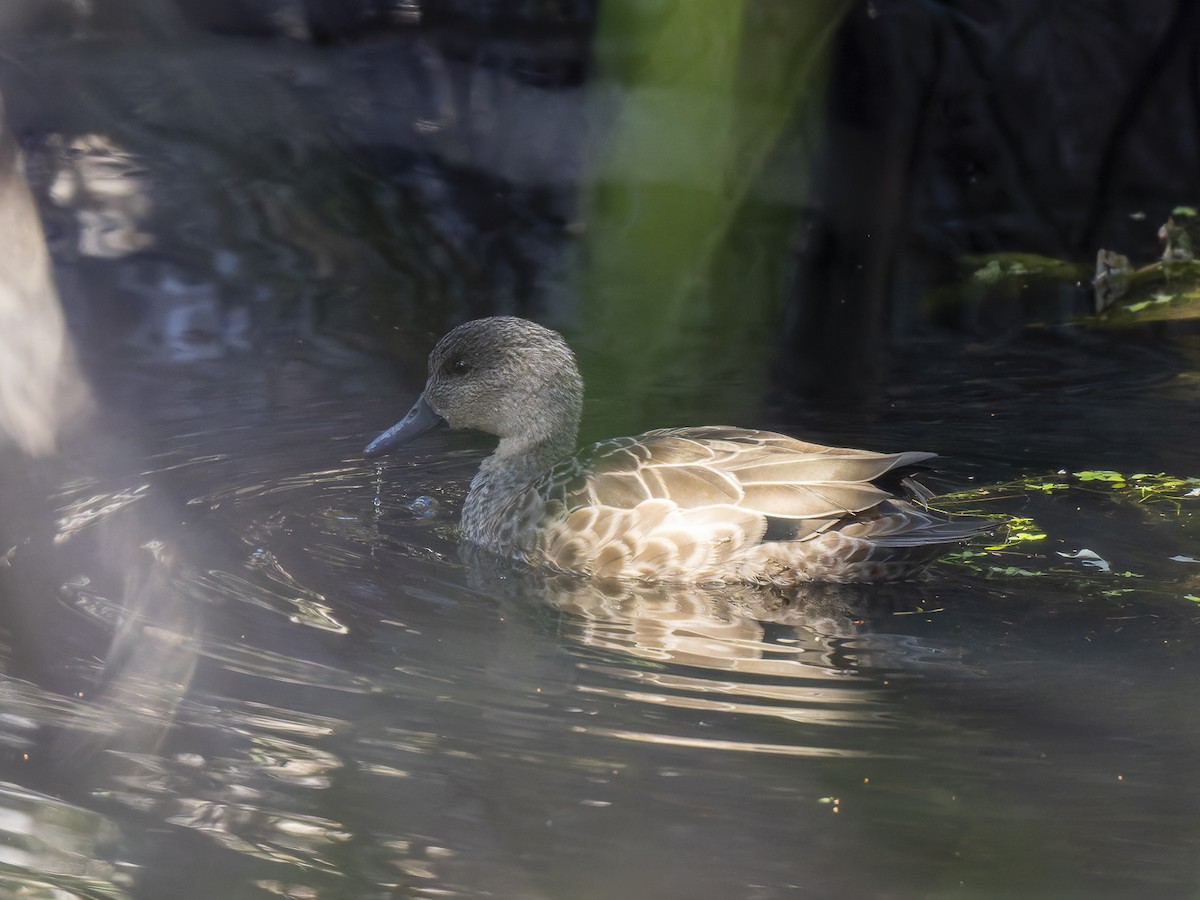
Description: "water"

(1, 16), (1200, 900)
(2, 322), (1197, 899)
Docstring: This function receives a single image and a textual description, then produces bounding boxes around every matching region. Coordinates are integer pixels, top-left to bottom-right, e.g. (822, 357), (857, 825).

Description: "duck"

(364, 316), (990, 584)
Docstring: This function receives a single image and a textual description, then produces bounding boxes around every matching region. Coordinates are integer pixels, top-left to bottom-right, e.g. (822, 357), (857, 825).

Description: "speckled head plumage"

(422, 316), (583, 453)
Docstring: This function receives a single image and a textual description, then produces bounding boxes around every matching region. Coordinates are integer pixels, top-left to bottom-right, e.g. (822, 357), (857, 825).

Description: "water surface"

(0, 20), (1199, 900)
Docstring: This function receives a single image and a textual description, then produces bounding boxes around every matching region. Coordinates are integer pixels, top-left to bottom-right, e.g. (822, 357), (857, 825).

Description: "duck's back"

(500, 427), (984, 584)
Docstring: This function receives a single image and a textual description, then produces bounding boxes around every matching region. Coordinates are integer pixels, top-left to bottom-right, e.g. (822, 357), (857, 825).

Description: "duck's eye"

(444, 358), (471, 376)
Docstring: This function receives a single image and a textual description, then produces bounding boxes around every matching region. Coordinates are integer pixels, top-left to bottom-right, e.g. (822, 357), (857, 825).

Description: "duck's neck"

(460, 429), (576, 550)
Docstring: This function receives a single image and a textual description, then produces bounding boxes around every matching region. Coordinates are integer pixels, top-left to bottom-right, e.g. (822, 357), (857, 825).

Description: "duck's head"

(364, 316), (584, 458)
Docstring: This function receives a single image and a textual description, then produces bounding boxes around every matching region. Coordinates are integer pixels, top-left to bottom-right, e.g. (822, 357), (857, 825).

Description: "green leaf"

(1073, 470), (1127, 482)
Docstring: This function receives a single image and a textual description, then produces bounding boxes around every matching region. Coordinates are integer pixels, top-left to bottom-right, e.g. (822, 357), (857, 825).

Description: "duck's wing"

(531, 427), (957, 578)
(557, 426), (936, 525)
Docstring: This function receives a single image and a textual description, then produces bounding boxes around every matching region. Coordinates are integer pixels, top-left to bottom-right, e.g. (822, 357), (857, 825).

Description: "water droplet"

(408, 496), (438, 518)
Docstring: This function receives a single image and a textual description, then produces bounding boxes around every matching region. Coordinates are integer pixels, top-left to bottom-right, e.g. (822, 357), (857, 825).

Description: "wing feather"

(739, 481), (893, 518)
(730, 451), (935, 486)
(528, 426), (965, 580)
(588, 471), (652, 507)
(641, 465), (742, 505)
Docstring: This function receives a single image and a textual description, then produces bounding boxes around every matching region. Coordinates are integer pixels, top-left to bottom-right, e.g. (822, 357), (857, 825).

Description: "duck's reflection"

(461, 544), (965, 760)
(462, 544), (952, 676)
(544, 574), (876, 671)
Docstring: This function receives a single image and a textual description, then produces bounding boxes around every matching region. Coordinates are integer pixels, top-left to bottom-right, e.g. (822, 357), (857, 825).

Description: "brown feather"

(739, 481), (893, 518)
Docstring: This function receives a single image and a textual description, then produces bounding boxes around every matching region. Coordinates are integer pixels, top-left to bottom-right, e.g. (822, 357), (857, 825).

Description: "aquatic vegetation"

(935, 469), (1199, 596)
(923, 252), (1091, 331)
(967, 253), (1088, 286)
(1101, 281), (1200, 322)
(946, 470), (1200, 510)
(936, 211), (1200, 323)
(1093, 206), (1200, 317)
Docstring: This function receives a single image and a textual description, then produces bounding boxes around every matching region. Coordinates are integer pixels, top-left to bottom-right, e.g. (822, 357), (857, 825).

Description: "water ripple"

(570, 725), (888, 758)
(576, 667), (894, 728)
(0, 783), (127, 899)
(53, 484), (150, 545)
(140, 628), (383, 693)
(472, 566), (965, 758)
